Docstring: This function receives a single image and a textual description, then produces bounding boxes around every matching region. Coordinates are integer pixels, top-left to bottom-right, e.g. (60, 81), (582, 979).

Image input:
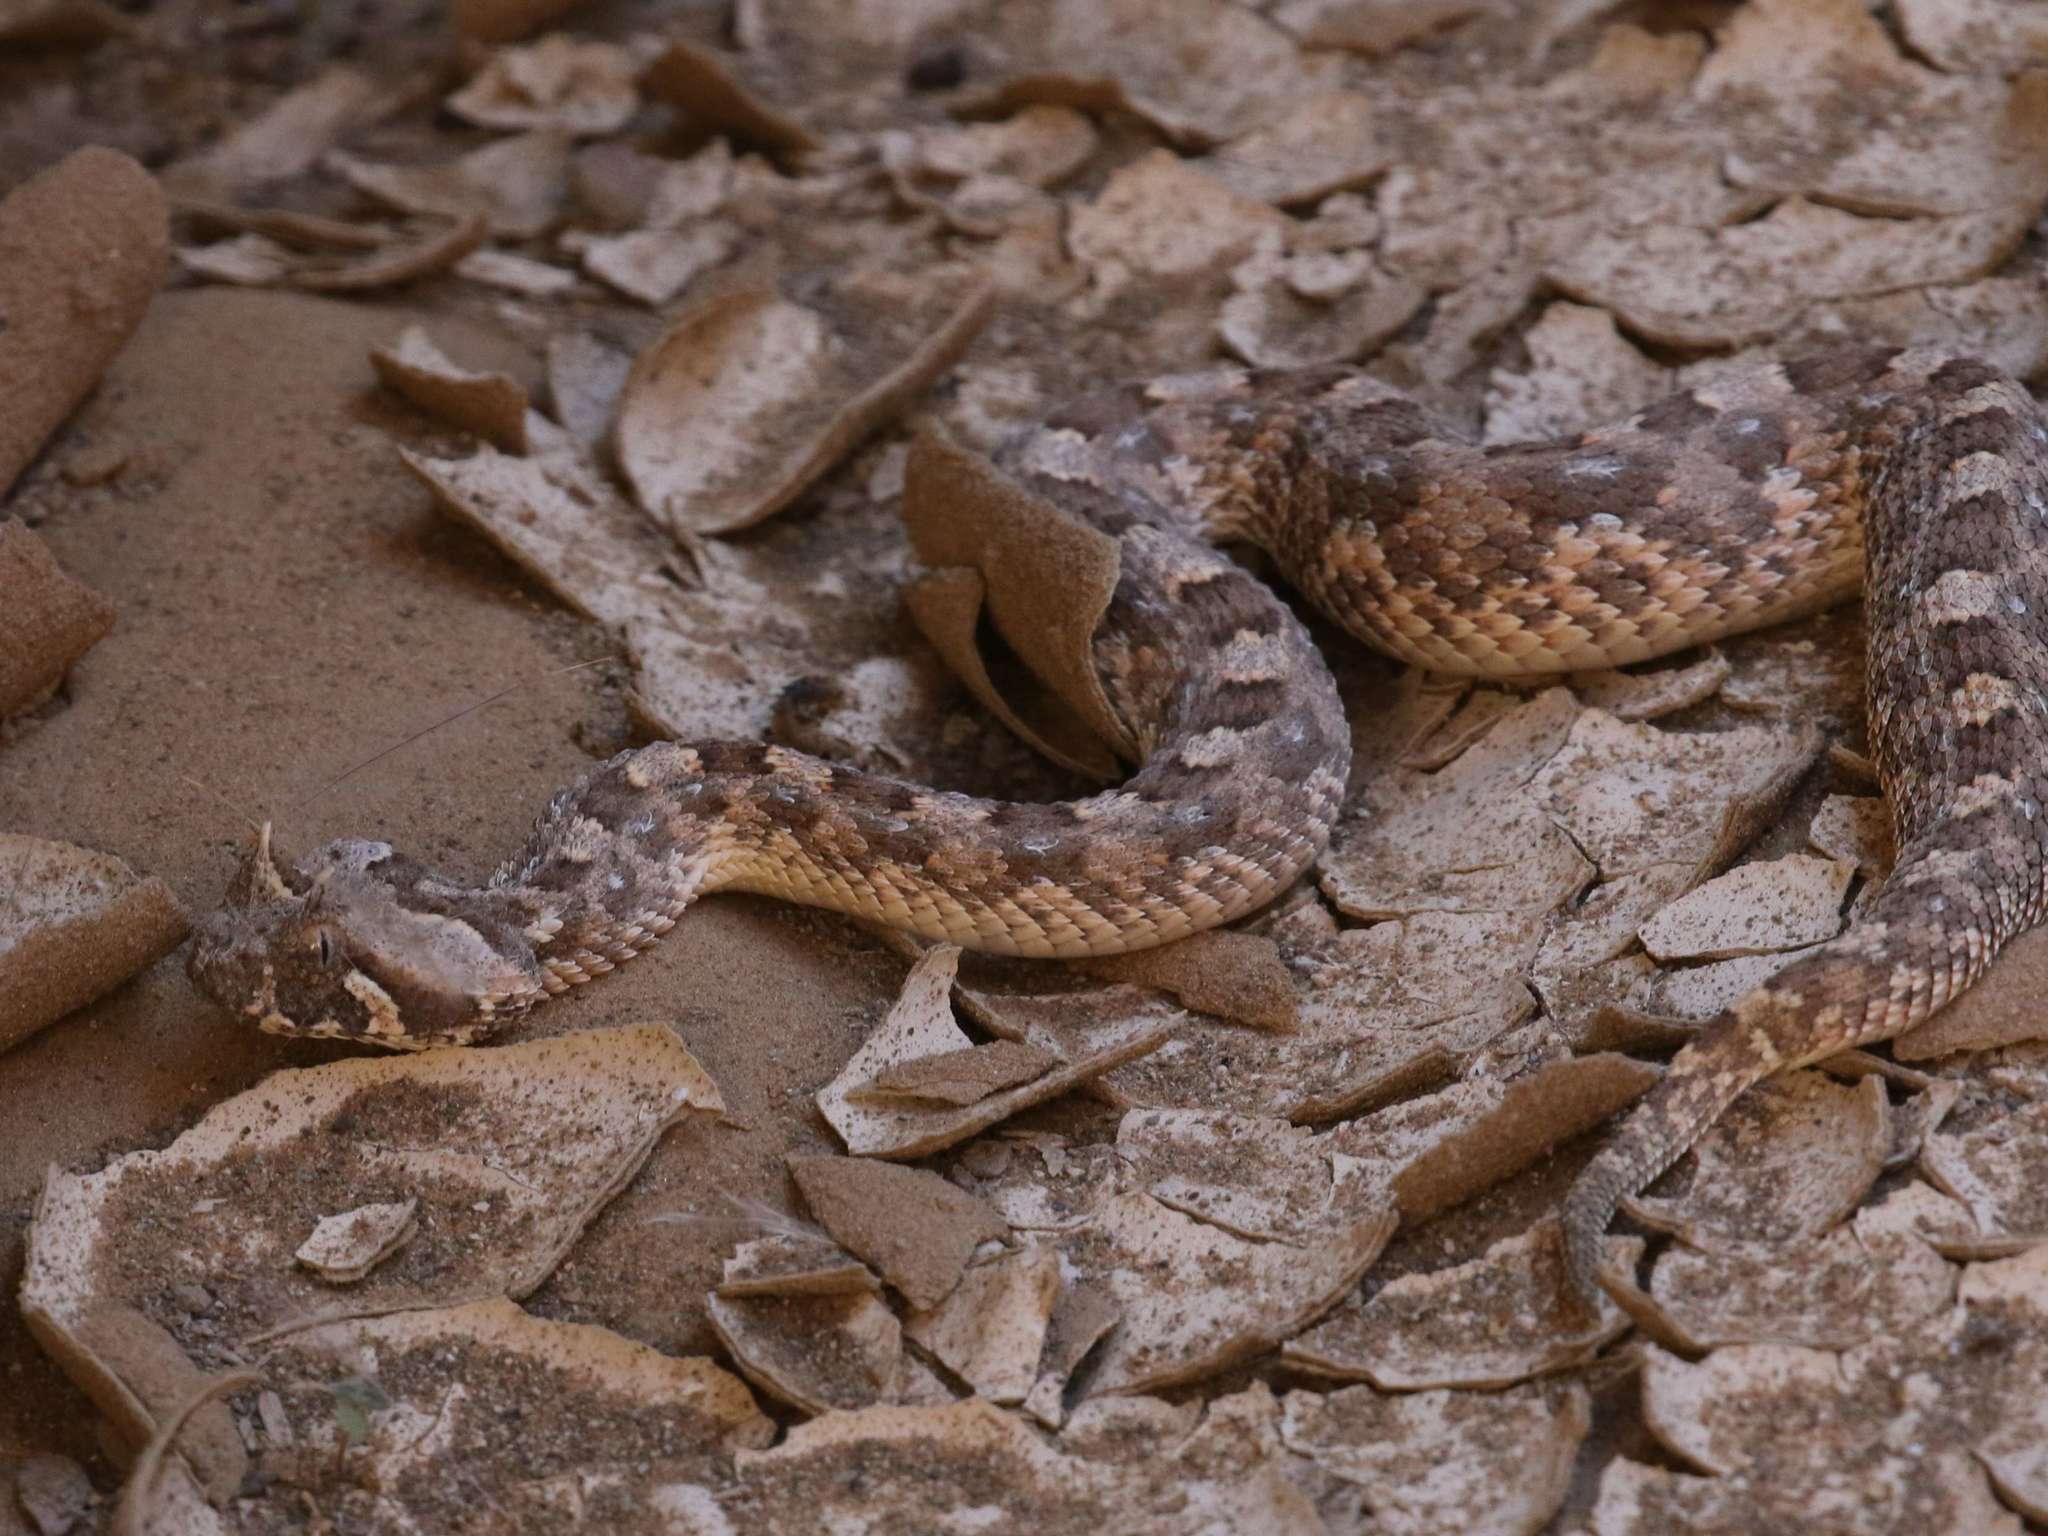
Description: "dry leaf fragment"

(1065, 150), (1287, 298)
(1625, 1071), (1889, 1252)
(0, 148), (167, 497)
(0, 519), (115, 719)
(1115, 1109), (1368, 1244)
(369, 326), (529, 452)
(817, 947), (1177, 1158)
(161, 66), (383, 201)
(718, 1231), (877, 1297)
(293, 1199), (418, 1283)
(638, 36), (822, 155)
(1894, 923), (2048, 1060)
(329, 131), (570, 239)
(1281, 1380), (1589, 1536)
(903, 1244), (1061, 1403)
(182, 218), (490, 292)
(1218, 242), (1427, 370)
(860, 1039), (1058, 1105)
(544, 331), (631, 447)
(1921, 1099), (2048, 1237)
(615, 274), (992, 537)
(975, 0), (1334, 149)
(1565, 651), (1731, 722)
(0, 833), (187, 1054)
(1483, 302), (1673, 447)
(447, 35), (638, 136)
(579, 221), (736, 306)
(706, 1290), (901, 1415)
(453, 248), (578, 297)
(1637, 854), (1852, 961)
(1063, 1186), (1395, 1395)
(1195, 91), (1389, 206)
(22, 1025), (724, 1451)
(1283, 1224), (1641, 1390)
(787, 1153), (1006, 1310)
(1078, 929), (1296, 1031)
(1808, 793), (1894, 879)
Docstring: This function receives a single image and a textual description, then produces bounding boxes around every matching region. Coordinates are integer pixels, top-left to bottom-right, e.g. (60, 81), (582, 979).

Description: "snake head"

(186, 825), (545, 1049)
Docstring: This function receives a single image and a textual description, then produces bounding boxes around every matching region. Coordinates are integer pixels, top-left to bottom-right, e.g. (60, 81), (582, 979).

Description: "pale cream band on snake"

(188, 345), (2048, 1306)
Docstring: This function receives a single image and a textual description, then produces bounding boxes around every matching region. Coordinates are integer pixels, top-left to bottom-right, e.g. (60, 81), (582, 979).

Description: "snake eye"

(312, 928), (336, 967)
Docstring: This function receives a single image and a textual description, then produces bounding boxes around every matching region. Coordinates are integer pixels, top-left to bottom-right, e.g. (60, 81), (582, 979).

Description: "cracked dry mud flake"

(717, 1228), (878, 1297)
(327, 131), (571, 239)
(1637, 854), (1853, 962)
(705, 1288), (904, 1415)
(1623, 1183), (1958, 1352)
(368, 325), (529, 452)
(880, 105), (1097, 238)
(787, 1152), (1006, 1309)
(1895, 0), (2048, 73)
(0, 519), (114, 717)
(22, 1026), (724, 1455)
(1921, 1095), (2048, 1238)
(293, 1198), (419, 1284)
(1481, 302), (1675, 448)
(189, 1299), (772, 1534)
(902, 1242), (1061, 1403)
(177, 216), (490, 293)
(818, 946), (1177, 1159)
(1625, 1072), (1890, 1255)
(1285, 1224), (1641, 1389)
(1280, 1379), (1589, 1536)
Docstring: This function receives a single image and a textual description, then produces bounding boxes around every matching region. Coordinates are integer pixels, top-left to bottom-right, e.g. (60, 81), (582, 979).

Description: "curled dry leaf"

(180, 217), (489, 292)
(160, 66), (383, 202)
(0, 148), (167, 496)
(1285, 1224), (1641, 1390)
(0, 833), (186, 1054)
(242, 1299), (772, 1526)
(787, 1153), (1006, 1310)
(328, 131), (570, 239)
(0, 518), (115, 719)
(1625, 1071), (1889, 1251)
(369, 326), (529, 452)
(293, 1198), (418, 1283)
(1637, 854), (1852, 962)
(22, 1025), (723, 1449)
(447, 36), (638, 136)
(902, 434), (1129, 776)
(706, 1290), (902, 1415)
(1281, 1379), (1589, 1536)
(817, 946), (1178, 1159)
(640, 36), (822, 155)
(615, 273), (993, 537)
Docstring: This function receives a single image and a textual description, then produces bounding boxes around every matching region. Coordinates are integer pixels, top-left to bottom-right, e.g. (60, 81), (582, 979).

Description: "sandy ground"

(0, 286), (918, 1462)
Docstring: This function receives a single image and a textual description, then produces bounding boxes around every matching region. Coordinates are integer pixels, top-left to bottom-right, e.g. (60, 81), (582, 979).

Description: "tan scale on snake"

(188, 344), (2048, 1306)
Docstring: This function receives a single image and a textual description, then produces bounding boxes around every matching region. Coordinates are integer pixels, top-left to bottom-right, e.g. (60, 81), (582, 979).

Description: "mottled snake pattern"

(189, 345), (2048, 1304)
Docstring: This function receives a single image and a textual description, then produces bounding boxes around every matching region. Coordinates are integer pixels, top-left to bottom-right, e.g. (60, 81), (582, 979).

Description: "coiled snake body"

(189, 345), (2048, 1303)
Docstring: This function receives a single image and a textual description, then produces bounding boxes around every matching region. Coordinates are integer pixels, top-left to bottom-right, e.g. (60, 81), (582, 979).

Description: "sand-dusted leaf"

(615, 274), (991, 536)
(1284, 1224), (1639, 1389)
(447, 36), (637, 136)
(1627, 1072), (1889, 1251)
(788, 1153), (1005, 1310)
(328, 132), (570, 238)
(706, 1290), (902, 1415)
(818, 947), (1176, 1158)
(903, 1243), (1061, 1403)
(1281, 1379), (1589, 1536)
(1638, 854), (1851, 962)
(369, 325), (528, 451)
(0, 832), (185, 1053)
